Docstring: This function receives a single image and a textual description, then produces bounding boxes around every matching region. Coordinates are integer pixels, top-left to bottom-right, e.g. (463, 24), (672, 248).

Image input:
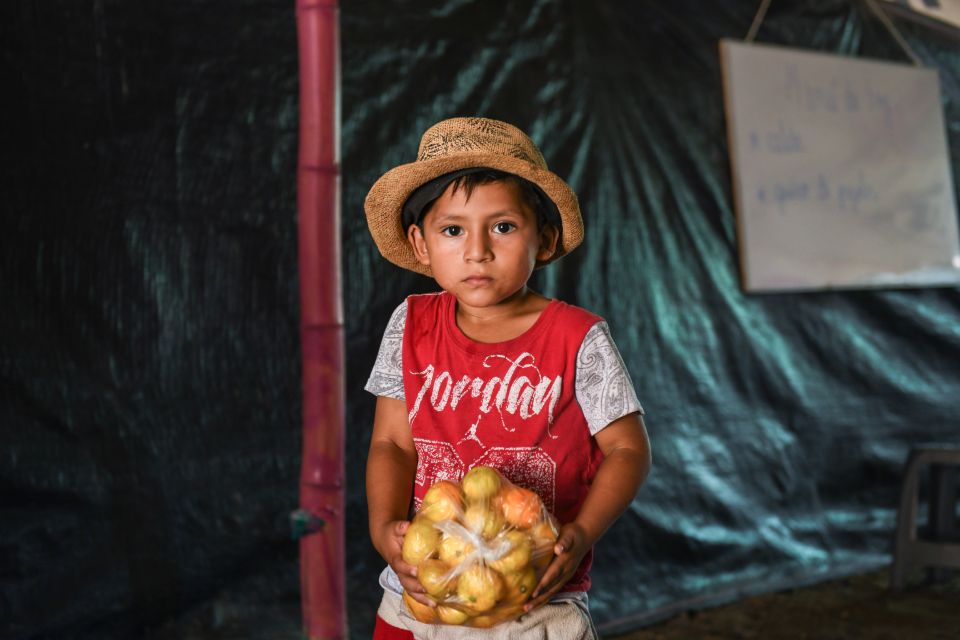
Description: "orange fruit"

(463, 503), (504, 540)
(471, 602), (524, 628)
(402, 589), (437, 624)
(456, 564), (504, 613)
(438, 533), (475, 567)
(470, 605), (523, 629)
(436, 604), (471, 625)
(470, 613), (500, 628)
(529, 519), (558, 569)
(502, 566), (538, 604)
(499, 485), (542, 529)
(462, 466), (501, 502)
(420, 480), (464, 522)
(417, 558), (456, 599)
(489, 530), (531, 574)
(401, 518), (440, 565)
(529, 519), (558, 546)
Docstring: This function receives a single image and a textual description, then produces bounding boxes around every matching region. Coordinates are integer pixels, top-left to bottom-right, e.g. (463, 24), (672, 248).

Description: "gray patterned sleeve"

(575, 321), (643, 435)
(364, 300), (407, 401)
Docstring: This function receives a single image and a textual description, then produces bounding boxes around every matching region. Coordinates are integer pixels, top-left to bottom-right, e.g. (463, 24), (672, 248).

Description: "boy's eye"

(493, 222), (516, 234)
(440, 225), (463, 237)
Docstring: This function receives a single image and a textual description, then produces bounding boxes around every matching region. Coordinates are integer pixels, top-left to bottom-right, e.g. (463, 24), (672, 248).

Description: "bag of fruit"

(399, 465), (560, 628)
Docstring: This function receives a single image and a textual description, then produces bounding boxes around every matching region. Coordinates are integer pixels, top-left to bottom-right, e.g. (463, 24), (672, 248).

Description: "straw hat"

(364, 117), (583, 276)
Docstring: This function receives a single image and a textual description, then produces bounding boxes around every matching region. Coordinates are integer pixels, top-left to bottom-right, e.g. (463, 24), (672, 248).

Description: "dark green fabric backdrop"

(341, 1), (960, 637)
(2, 2), (302, 638)
(3, 1), (959, 639)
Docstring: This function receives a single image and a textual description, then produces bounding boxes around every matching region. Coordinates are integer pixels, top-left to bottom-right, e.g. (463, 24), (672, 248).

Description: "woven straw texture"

(364, 117), (583, 276)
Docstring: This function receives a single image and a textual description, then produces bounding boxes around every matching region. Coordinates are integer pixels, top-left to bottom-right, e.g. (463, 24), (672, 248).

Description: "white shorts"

(376, 589), (599, 640)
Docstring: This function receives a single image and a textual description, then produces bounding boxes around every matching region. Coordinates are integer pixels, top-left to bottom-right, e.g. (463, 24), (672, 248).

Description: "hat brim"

(364, 152), (583, 277)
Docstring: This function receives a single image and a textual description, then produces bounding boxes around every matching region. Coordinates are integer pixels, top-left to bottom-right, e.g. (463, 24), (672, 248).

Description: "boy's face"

(407, 180), (559, 310)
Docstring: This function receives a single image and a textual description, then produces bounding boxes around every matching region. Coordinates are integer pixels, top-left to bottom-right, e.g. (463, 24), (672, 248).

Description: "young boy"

(364, 117), (651, 639)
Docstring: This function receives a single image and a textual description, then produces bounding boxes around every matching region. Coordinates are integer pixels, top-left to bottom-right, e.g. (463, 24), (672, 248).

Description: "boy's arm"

(366, 395), (434, 606)
(526, 411), (652, 610)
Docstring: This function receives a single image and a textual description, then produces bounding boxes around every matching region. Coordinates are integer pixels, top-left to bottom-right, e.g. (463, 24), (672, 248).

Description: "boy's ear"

(536, 224), (560, 263)
(407, 224), (431, 266)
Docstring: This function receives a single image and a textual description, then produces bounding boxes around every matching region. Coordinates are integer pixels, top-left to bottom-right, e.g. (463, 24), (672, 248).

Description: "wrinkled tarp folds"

(341, 1), (960, 637)
(2, 1), (302, 638)
(4, 1), (960, 639)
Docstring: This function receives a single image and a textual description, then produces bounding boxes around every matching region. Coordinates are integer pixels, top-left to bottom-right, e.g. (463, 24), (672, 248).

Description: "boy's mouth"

(463, 275), (493, 286)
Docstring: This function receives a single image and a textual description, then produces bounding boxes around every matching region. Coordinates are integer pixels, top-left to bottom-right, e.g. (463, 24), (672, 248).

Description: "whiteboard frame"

(719, 38), (960, 294)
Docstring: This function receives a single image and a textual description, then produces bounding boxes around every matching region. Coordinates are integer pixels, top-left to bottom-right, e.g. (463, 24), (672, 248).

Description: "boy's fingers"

(528, 556), (578, 610)
(390, 553), (417, 580)
(399, 572), (426, 593)
(525, 581), (559, 612)
(400, 573), (436, 608)
(530, 559), (561, 599)
(393, 558), (419, 579)
(407, 590), (436, 607)
(395, 520), (410, 536)
(554, 529), (576, 555)
(532, 529), (574, 600)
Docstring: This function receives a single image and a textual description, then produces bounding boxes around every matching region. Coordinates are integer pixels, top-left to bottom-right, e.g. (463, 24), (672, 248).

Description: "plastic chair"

(890, 443), (960, 590)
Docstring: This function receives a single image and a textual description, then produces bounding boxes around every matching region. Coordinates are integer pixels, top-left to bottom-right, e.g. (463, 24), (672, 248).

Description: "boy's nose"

(464, 232), (493, 262)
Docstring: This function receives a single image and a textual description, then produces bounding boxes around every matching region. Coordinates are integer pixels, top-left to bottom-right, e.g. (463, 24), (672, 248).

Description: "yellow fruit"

(463, 503), (504, 540)
(472, 603), (524, 627)
(529, 520), (558, 570)
(499, 485), (542, 528)
(529, 520), (558, 547)
(462, 466), (501, 502)
(436, 604), (471, 625)
(420, 480), (464, 522)
(502, 566), (538, 604)
(489, 530), (531, 574)
(402, 589), (437, 624)
(417, 558), (456, 599)
(438, 533), (475, 567)
(402, 518), (440, 565)
(456, 564), (504, 613)
(470, 613), (500, 628)
(531, 549), (552, 571)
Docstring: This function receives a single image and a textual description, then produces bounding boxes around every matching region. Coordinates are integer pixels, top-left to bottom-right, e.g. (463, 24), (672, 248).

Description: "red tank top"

(402, 291), (605, 591)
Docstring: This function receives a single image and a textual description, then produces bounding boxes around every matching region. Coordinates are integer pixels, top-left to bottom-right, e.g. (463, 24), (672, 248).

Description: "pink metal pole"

(295, 0), (344, 638)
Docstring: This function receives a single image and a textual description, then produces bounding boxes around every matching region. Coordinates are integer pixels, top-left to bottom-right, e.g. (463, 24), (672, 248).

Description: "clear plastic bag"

(399, 466), (559, 628)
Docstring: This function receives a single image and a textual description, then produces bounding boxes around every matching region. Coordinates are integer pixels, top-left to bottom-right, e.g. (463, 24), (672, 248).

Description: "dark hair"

(440, 170), (544, 225)
(404, 168), (561, 232)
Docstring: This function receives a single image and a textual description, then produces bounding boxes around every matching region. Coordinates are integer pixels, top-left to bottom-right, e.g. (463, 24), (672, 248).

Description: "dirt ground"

(143, 564), (958, 639)
(608, 567), (960, 640)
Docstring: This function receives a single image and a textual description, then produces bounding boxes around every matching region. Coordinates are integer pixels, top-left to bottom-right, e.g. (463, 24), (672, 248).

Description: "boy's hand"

(523, 522), (590, 612)
(375, 519), (435, 608)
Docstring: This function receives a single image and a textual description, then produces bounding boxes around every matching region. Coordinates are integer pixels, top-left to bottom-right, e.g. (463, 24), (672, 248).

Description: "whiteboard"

(720, 39), (960, 292)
